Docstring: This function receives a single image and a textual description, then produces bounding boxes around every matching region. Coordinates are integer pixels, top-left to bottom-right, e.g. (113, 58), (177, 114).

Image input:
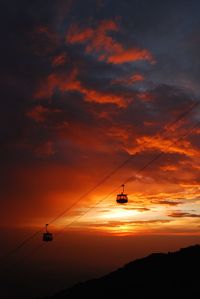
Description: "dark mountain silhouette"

(43, 244), (200, 298)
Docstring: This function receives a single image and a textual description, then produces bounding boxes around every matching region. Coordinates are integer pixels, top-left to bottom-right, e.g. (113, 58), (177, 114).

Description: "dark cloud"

(168, 212), (200, 218)
(152, 200), (182, 206)
(78, 219), (172, 229)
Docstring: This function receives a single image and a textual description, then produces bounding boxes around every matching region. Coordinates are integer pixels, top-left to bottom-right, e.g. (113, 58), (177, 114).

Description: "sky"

(1, 0), (200, 298)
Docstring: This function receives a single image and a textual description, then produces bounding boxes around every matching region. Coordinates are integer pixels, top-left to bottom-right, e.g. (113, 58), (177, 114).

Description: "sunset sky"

(1, 0), (200, 297)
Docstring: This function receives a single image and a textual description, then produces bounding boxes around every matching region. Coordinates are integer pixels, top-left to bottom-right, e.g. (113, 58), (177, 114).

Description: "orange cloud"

(26, 105), (61, 122)
(26, 105), (50, 122)
(112, 73), (145, 86)
(34, 69), (81, 99)
(52, 53), (67, 66)
(160, 165), (178, 171)
(83, 88), (127, 107)
(34, 68), (128, 107)
(67, 25), (94, 43)
(108, 48), (153, 64)
(107, 126), (129, 138)
(130, 74), (145, 82)
(66, 20), (154, 64)
(131, 135), (199, 157)
(137, 92), (154, 102)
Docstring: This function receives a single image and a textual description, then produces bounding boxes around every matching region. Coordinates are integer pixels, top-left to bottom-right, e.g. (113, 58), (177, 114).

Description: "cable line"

(1, 100), (199, 264)
(2, 118), (200, 273)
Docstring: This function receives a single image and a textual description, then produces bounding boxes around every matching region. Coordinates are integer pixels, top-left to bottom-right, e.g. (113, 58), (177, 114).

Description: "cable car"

(43, 224), (53, 242)
(116, 184), (128, 204)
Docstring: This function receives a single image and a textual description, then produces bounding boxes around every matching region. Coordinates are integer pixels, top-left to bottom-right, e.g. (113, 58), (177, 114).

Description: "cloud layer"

(1, 0), (200, 235)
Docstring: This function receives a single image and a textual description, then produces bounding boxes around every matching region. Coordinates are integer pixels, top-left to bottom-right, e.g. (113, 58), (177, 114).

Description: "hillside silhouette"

(43, 244), (200, 298)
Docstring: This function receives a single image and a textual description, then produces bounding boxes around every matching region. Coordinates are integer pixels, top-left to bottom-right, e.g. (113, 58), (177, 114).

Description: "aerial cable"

(1, 118), (200, 271)
(0, 100), (199, 263)
(38, 117), (200, 242)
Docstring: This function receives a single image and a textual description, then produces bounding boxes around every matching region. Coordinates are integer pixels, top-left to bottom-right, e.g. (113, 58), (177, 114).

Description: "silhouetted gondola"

(43, 224), (53, 242)
(116, 184), (128, 204)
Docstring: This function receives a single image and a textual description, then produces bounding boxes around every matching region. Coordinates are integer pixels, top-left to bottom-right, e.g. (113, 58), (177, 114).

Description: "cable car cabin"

(116, 193), (128, 204)
(116, 184), (128, 204)
(43, 224), (53, 242)
(43, 232), (53, 242)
